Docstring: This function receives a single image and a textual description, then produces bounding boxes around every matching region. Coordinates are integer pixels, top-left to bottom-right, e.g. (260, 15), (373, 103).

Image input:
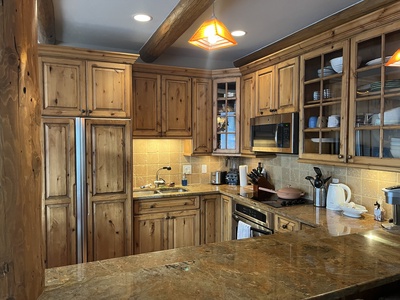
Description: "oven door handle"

(232, 214), (274, 235)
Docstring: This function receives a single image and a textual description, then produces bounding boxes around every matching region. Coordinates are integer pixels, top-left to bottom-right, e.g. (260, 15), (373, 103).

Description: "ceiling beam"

(37, 0), (56, 44)
(139, 0), (214, 63)
(234, 0), (400, 67)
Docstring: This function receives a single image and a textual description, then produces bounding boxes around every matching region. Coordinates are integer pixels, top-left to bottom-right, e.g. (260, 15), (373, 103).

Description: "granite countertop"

(39, 184), (400, 299)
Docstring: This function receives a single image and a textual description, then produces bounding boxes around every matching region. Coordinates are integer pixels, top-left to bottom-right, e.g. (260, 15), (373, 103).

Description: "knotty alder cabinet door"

(256, 57), (299, 116)
(39, 45), (133, 118)
(200, 194), (222, 244)
(241, 72), (256, 155)
(132, 73), (192, 137)
(86, 119), (132, 261)
(133, 196), (200, 254)
(221, 195), (232, 242)
(41, 118), (77, 268)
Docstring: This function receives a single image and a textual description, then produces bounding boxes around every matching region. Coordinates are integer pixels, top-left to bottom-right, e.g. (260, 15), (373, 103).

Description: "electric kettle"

(326, 178), (352, 211)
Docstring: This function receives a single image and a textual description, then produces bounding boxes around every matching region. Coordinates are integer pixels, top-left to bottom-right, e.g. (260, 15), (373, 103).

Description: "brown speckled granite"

(39, 184), (400, 299)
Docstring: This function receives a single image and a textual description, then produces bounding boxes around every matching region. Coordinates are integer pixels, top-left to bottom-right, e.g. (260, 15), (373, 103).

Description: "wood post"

(0, 0), (44, 298)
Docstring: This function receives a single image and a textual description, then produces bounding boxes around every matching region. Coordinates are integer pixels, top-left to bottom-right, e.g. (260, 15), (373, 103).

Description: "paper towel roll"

(239, 165), (248, 187)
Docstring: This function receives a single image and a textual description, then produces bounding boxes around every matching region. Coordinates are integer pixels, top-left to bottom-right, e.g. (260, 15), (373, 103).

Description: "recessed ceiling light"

(133, 14), (152, 22)
(231, 30), (246, 37)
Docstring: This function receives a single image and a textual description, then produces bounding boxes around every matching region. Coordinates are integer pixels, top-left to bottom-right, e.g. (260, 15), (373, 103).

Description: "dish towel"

(237, 220), (251, 239)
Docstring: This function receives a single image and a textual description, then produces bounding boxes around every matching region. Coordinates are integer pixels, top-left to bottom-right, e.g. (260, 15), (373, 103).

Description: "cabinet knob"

(88, 110), (93, 114)
(260, 111), (263, 115)
(338, 154), (344, 159)
(81, 109), (86, 113)
(347, 155), (352, 159)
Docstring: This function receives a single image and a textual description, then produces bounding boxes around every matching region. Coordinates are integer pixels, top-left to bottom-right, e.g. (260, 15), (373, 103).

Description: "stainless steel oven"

(232, 200), (274, 239)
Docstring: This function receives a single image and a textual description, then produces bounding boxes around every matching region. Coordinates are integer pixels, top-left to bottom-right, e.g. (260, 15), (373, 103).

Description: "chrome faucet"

(154, 166), (171, 188)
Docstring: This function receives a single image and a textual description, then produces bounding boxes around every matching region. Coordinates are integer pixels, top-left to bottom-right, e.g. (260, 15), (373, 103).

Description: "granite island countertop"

(39, 184), (400, 299)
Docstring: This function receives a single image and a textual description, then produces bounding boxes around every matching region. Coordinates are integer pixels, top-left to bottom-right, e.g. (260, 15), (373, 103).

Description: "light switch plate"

(183, 165), (192, 174)
(202, 165), (207, 173)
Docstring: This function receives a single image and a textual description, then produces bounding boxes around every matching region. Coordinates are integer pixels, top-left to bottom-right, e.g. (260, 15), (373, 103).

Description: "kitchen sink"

(156, 188), (188, 194)
(132, 190), (159, 197)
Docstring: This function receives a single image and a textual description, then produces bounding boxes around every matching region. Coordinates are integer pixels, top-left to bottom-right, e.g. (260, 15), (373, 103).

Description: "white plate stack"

(317, 66), (335, 78)
(390, 137), (400, 158)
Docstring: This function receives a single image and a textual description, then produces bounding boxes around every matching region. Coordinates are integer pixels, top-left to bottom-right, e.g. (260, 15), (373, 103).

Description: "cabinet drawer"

(274, 215), (300, 233)
(134, 196), (199, 214)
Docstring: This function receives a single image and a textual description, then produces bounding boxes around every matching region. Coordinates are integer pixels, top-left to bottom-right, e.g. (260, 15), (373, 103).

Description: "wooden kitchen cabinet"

(41, 118), (77, 268)
(299, 41), (349, 164)
(184, 78), (213, 155)
(213, 77), (241, 154)
(240, 72), (256, 155)
(132, 72), (192, 137)
(86, 119), (132, 262)
(274, 214), (300, 233)
(200, 194), (222, 244)
(347, 23), (400, 168)
(133, 196), (200, 254)
(256, 57), (299, 116)
(38, 44), (135, 118)
(221, 195), (232, 242)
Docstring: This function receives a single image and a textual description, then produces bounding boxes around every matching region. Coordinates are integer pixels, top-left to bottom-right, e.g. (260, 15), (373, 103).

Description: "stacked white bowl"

(390, 137), (400, 158)
(330, 56), (343, 73)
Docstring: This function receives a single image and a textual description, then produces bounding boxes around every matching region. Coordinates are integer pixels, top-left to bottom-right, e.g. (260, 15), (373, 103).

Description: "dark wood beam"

(234, 0), (400, 67)
(37, 0), (56, 44)
(139, 0), (214, 63)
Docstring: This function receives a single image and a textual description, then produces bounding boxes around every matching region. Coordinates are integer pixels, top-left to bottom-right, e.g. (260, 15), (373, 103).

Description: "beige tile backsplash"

(133, 139), (398, 220)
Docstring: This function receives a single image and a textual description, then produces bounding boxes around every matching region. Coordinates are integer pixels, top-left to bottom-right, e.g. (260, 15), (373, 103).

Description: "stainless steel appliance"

(382, 185), (400, 225)
(250, 112), (299, 154)
(211, 171), (227, 185)
(231, 199), (274, 239)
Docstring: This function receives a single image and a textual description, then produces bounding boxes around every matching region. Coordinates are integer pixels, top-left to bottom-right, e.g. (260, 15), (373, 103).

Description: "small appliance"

(382, 185), (400, 225)
(326, 179), (352, 210)
(211, 171), (226, 185)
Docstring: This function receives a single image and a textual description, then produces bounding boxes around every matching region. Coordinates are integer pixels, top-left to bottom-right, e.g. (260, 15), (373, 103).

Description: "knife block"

(253, 176), (275, 200)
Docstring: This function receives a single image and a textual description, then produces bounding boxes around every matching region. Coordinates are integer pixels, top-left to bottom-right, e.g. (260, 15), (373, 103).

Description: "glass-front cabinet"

(299, 41), (349, 163)
(213, 77), (240, 154)
(348, 24), (400, 168)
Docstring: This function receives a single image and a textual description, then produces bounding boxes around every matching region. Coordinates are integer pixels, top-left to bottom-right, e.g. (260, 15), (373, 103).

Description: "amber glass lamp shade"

(385, 49), (400, 67)
(188, 17), (237, 50)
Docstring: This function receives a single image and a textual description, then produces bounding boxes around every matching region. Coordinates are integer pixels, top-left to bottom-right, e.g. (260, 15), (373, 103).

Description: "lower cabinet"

(200, 194), (222, 244)
(274, 214), (300, 233)
(221, 195), (232, 241)
(274, 214), (315, 233)
(133, 196), (200, 254)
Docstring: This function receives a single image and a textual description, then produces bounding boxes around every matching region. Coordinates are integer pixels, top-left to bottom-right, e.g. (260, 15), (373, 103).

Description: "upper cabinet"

(132, 70), (192, 137)
(213, 77), (241, 154)
(240, 72), (256, 155)
(348, 23), (400, 168)
(256, 57), (299, 116)
(38, 44), (137, 118)
(299, 41), (349, 163)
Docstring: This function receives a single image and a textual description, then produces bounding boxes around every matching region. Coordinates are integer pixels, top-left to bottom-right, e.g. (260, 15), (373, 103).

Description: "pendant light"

(188, 1), (237, 51)
(385, 49), (400, 67)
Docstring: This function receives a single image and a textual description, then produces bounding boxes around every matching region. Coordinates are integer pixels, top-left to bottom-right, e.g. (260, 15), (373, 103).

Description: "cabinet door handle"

(81, 109), (86, 113)
(165, 216), (170, 220)
(260, 111), (263, 115)
(338, 154), (344, 159)
(347, 155), (352, 159)
(88, 110), (93, 114)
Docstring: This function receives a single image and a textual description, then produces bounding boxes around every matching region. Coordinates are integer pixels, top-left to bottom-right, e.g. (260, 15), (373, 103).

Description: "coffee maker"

(382, 186), (400, 227)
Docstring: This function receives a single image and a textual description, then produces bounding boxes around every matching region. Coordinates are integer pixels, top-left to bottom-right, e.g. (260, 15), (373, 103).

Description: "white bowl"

(384, 107), (400, 125)
(340, 202), (367, 218)
(390, 148), (400, 158)
(330, 57), (343, 73)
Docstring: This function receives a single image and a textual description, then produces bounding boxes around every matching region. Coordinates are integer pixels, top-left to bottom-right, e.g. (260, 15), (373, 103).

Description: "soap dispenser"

(182, 173), (188, 186)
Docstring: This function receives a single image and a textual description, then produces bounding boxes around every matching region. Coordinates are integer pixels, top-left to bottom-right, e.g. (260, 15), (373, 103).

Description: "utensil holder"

(313, 187), (326, 207)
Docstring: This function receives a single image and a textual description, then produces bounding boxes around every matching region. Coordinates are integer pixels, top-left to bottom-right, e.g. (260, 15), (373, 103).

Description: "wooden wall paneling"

(0, 0), (44, 298)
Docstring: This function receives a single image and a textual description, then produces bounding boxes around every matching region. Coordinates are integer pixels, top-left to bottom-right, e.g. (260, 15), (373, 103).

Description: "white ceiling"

(52, 0), (363, 69)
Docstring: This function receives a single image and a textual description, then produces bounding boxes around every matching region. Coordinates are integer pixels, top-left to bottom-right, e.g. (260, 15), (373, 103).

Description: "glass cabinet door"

(349, 25), (400, 167)
(213, 78), (240, 154)
(300, 41), (349, 162)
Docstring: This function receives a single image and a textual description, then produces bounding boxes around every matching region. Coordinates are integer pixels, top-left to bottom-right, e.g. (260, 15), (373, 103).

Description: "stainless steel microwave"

(250, 112), (299, 154)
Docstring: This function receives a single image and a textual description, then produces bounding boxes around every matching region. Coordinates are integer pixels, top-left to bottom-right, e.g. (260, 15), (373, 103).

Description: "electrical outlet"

(202, 165), (207, 173)
(183, 165), (192, 174)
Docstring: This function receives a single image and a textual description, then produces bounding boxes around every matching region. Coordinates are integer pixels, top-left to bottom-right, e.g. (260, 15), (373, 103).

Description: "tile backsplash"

(133, 139), (398, 219)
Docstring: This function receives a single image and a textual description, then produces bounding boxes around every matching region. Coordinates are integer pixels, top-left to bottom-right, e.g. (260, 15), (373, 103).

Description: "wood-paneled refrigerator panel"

(86, 119), (132, 261)
(41, 118), (76, 268)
